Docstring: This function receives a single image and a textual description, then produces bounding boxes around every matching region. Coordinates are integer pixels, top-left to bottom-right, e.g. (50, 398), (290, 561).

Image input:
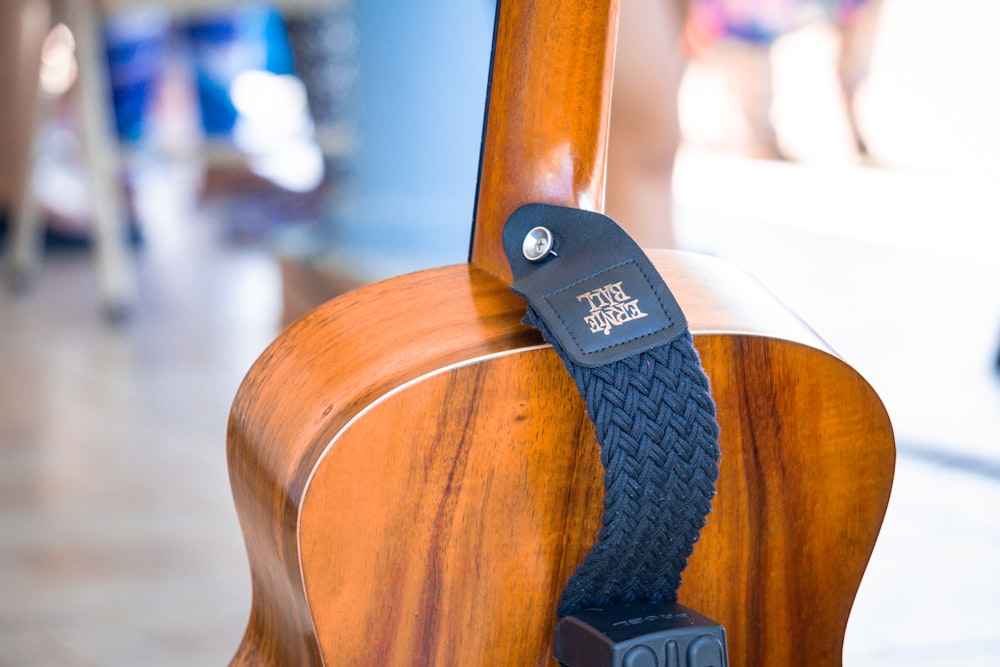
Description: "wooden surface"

(226, 0), (894, 662)
(226, 252), (894, 665)
(470, 0), (618, 281)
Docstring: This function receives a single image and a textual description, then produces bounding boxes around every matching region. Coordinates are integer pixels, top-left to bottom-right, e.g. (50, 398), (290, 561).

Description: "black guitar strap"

(502, 204), (722, 619)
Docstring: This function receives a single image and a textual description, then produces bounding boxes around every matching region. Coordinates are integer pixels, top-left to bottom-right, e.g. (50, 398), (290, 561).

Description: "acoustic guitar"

(225, 0), (895, 664)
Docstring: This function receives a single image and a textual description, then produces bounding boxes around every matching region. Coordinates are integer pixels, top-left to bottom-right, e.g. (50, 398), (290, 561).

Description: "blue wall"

(324, 1), (495, 279)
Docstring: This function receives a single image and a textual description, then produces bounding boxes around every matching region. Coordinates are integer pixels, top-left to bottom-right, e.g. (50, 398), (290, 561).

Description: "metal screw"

(522, 226), (556, 262)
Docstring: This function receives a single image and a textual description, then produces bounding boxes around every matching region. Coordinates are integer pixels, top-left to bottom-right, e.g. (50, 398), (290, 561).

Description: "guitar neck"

(471, 0), (620, 283)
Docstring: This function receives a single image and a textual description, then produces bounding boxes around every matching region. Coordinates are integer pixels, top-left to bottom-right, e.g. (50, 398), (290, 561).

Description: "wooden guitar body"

(227, 251), (894, 665)
(226, 0), (894, 663)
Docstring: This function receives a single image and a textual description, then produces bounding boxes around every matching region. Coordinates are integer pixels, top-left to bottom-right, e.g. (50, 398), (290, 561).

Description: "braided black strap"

(523, 306), (721, 618)
(500, 203), (722, 619)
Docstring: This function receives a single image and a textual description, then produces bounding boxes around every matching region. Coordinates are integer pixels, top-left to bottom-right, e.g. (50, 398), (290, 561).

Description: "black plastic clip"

(554, 601), (728, 667)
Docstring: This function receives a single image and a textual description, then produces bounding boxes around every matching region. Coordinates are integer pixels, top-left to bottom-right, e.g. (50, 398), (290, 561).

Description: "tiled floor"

(0, 166), (273, 665)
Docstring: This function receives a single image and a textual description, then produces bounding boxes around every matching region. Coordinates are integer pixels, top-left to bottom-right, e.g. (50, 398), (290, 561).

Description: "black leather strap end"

(502, 204), (687, 367)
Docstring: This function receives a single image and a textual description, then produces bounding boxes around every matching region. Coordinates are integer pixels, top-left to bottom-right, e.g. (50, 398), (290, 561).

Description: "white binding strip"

(294, 342), (550, 661)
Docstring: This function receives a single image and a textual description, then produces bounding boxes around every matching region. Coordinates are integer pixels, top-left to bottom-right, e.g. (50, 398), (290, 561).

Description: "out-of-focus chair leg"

(68, 0), (137, 321)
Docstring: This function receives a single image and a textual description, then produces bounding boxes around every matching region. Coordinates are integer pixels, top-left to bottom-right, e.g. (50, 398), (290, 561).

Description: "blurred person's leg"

(605, 0), (691, 248)
(1, 0), (51, 287)
(0, 0), (50, 219)
(836, 0), (883, 156)
(720, 36), (778, 157)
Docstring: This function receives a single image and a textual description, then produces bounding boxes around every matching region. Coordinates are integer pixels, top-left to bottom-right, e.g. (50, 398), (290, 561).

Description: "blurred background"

(1, 0), (998, 664)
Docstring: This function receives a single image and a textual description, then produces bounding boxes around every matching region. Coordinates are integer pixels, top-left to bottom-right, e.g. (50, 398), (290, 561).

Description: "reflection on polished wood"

(225, 0), (893, 663)
(227, 252), (894, 665)
(470, 0), (618, 282)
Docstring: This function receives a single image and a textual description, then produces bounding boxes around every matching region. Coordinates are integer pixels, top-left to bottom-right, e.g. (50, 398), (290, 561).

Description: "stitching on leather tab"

(543, 260), (674, 358)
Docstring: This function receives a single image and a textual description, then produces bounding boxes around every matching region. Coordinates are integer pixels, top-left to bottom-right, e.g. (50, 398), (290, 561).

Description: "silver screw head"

(522, 226), (554, 262)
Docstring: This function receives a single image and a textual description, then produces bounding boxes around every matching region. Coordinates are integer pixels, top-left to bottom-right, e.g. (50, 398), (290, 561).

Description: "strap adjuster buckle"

(554, 601), (728, 667)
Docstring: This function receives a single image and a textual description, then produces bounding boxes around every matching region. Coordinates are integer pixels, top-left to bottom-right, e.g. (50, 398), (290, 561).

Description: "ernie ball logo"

(577, 281), (648, 336)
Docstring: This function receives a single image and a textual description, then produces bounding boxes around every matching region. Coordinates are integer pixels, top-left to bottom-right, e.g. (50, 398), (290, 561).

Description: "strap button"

(522, 226), (555, 261)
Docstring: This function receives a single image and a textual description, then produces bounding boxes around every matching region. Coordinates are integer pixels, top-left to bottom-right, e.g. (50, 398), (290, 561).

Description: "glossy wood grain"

(470, 0), (618, 281)
(226, 266), (541, 665)
(226, 0), (894, 662)
(227, 252), (894, 665)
